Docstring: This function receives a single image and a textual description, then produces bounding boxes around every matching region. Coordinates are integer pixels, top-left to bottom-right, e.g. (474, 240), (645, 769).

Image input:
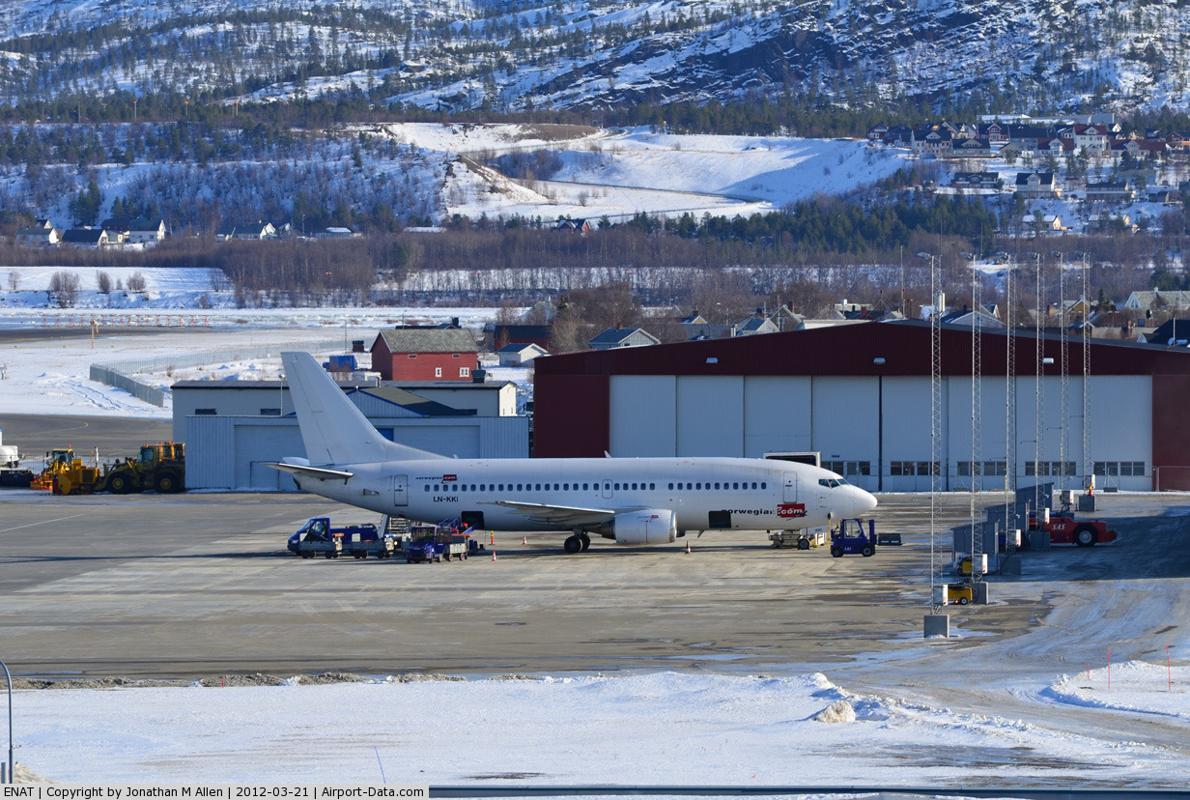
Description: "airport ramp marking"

(2, 513), (87, 533)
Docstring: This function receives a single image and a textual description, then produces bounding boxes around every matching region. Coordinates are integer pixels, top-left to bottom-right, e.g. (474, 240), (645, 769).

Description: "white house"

(496, 342), (548, 366)
(15, 226), (60, 247)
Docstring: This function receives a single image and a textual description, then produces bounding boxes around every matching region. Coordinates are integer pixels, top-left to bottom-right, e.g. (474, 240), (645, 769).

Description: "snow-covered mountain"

(0, 0), (1184, 114)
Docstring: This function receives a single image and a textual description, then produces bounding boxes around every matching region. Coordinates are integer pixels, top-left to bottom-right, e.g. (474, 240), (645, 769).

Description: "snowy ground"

(365, 123), (911, 221)
(0, 266), (228, 310)
(0, 308), (522, 420)
(13, 663), (1187, 785)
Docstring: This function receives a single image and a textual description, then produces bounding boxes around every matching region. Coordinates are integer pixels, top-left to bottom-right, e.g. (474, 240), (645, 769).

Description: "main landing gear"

(563, 532), (591, 554)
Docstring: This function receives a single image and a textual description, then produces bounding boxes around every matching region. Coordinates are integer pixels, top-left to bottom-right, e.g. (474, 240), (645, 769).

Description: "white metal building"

(534, 322), (1190, 492)
(174, 380), (528, 491)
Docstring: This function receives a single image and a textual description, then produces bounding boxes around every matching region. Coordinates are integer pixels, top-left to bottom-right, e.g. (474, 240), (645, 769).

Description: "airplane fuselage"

(290, 455), (875, 534)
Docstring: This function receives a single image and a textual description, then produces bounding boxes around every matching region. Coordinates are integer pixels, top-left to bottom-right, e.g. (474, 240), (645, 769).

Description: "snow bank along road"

(1, 493), (1187, 784)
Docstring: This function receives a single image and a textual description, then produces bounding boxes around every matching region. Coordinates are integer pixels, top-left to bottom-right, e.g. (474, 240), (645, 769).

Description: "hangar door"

(677, 376), (743, 456)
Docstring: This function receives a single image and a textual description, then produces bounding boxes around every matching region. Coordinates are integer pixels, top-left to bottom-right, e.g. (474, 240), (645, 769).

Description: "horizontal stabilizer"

(269, 462), (354, 481)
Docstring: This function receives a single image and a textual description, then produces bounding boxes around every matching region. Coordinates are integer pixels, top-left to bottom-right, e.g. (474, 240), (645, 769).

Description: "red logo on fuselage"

(442, 474), (457, 482)
(777, 502), (806, 518)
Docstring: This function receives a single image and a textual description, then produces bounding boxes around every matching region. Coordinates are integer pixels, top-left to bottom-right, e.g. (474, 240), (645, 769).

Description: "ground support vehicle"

(99, 442), (185, 494)
(829, 518), (877, 558)
(1027, 511), (1117, 547)
(768, 529), (826, 550)
(877, 533), (903, 546)
(287, 517), (381, 559)
(0, 432), (33, 488)
(946, 583), (974, 605)
(404, 538), (442, 564)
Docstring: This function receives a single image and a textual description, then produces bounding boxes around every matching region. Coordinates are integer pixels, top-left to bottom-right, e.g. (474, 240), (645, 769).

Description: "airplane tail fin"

(281, 351), (437, 465)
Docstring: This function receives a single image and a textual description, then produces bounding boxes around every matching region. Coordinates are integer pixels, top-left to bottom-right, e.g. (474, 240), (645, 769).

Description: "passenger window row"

(422, 480), (769, 493)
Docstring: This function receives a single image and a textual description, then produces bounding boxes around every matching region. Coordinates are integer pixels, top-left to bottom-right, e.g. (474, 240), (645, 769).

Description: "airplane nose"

(854, 486), (878, 514)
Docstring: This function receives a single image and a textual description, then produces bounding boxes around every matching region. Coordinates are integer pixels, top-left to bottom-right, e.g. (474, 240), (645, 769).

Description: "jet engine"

(612, 509), (677, 546)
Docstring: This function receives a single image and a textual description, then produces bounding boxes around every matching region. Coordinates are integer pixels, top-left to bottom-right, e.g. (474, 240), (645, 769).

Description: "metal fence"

(89, 364), (166, 407)
(89, 336), (363, 409)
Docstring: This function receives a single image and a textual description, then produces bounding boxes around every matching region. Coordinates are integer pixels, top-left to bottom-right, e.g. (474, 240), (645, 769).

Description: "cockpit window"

(818, 478), (844, 488)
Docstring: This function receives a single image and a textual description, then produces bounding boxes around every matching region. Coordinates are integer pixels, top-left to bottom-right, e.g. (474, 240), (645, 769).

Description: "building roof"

(217, 220), (272, 235)
(374, 327), (477, 354)
(734, 316), (776, 333)
(1149, 319), (1190, 344)
(1015, 172), (1055, 186)
(589, 327), (660, 346)
(496, 342), (547, 354)
(15, 227), (53, 236)
(355, 387), (474, 416)
(104, 217), (163, 232)
(389, 380), (514, 390)
(535, 320), (1190, 380)
(60, 228), (105, 243)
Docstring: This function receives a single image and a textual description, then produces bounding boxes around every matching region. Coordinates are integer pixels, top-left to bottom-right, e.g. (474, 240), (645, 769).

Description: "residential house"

(866, 124), (889, 142)
(60, 228), (109, 248)
(554, 217), (592, 234)
(1006, 125), (1053, 153)
(1073, 123), (1111, 153)
(319, 226), (359, 239)
(884, 125), (914, 147)
(496, 342), (548, 366)
(949, 137), (995, 158)
(1121, 290), (1190, 312)
(489, 323), (552, 350)
(1085, 180), (1136, 203)
(733, 312), (779, 336)
(370, 327), (479, 381)
(950, 172), (1002, 191)
(1015, 172), (1061, 198)
(216, 220), (276, 240)
(104, 217), (167, 245)
(15, 226), (60, 247)
(1021, 213), (1066, 234)
(33, 218), (54, 229)
(588, 327), (660, 350)
(939, 305), (1004, 329)
(912, 125), (952, 157)
(980, 121), (1009, 144)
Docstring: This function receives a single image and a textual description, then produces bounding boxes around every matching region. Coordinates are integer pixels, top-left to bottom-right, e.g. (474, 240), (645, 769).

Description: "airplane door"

(783, 475), (797, 502)
(602, 480), (613, 500)
(392, 474), (408, 507)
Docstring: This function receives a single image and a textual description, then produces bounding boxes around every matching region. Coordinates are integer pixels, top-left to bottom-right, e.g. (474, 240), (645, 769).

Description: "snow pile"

(15, 670), (1186, 784)
(1042, 660), (1189, 720)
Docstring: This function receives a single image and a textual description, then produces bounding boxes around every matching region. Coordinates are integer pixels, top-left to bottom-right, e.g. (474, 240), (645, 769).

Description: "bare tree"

(126, 271), (147, 292)
(49, 271), (81, 307)
(96, 271), (112, 294)
(6, 271), (18, 291)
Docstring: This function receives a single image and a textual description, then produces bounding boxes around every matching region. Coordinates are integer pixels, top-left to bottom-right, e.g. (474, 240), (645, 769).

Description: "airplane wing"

(269, 462), (354, 482)
(494, 500), (616, 527)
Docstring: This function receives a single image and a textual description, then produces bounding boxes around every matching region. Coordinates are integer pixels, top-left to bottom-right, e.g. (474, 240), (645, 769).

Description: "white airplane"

(273, 352), (877, 553)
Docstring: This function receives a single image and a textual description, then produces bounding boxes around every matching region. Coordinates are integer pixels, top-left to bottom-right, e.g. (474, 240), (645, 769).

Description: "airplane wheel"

(580, 533), (591, 551)
(563, 535), (582, 554)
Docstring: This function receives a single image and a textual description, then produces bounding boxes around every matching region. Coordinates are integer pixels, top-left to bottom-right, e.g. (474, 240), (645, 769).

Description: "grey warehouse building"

(174, 379), (527, 491)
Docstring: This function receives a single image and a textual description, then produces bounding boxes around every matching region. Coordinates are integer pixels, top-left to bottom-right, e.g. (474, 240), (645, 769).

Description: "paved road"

(0, 491), (1022, 678)
(0, 413), (173, 459)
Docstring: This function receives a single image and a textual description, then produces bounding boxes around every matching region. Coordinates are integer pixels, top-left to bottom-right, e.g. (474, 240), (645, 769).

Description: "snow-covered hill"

(0, 0), (1184, 115)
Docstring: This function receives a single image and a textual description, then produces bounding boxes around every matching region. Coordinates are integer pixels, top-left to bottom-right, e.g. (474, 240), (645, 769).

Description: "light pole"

(1, 658), (11, 784)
